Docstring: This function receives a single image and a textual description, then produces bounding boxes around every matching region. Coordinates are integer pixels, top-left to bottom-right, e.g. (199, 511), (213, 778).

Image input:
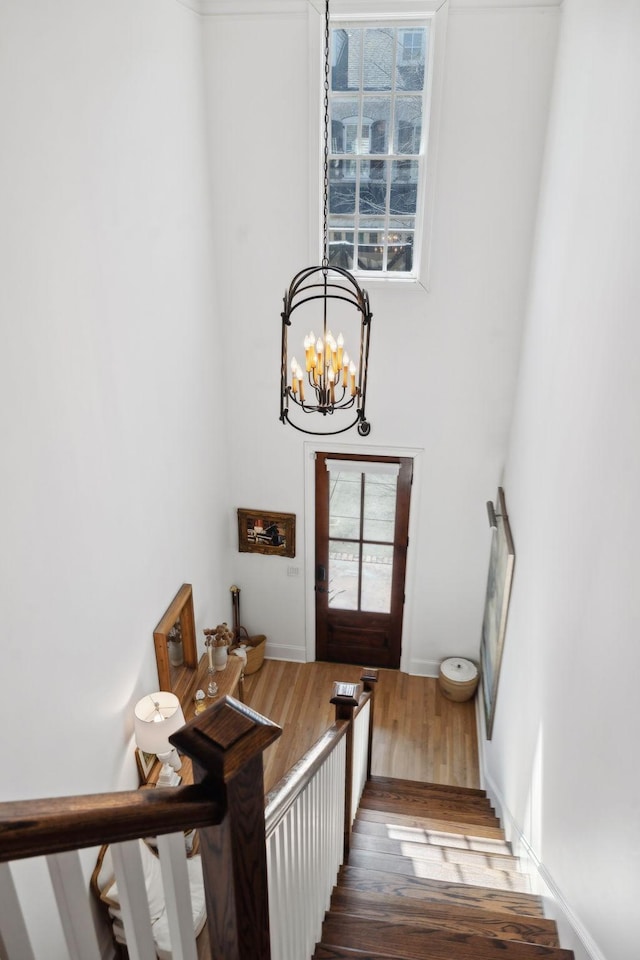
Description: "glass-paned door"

(315, 453), (412, 668)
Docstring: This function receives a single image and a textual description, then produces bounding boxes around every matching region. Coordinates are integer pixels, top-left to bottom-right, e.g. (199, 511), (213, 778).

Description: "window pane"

(363, 98), (391, 154)
(395, 28), (428, 91)
(329, 541), (361, 610)
(394, 97), (422, 154)
(361, 543), (393, 613)
(357, 232), (384, 271)
(390, 160), (418, 215)
(329, 472), (361, 539)
(363, 29), (394, 91)
(332, 28), (361, 92)
(387, 232), (414, 272)
(331, 98), (360, 153)
(329, 233), (355, 269)
(360, 163), (387, 214)
(330, 165), (356, 214)
(363, 473), (397, 542)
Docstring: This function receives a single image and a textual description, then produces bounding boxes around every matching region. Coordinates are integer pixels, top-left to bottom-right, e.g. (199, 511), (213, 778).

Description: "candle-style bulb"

(349, 360), (357, 396)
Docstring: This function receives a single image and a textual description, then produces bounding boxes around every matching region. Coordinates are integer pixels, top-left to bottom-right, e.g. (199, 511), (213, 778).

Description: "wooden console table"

(147, 654), (243, 787)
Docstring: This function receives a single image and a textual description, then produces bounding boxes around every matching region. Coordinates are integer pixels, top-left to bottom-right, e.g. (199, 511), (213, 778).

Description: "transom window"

(328, 21), (431, 277)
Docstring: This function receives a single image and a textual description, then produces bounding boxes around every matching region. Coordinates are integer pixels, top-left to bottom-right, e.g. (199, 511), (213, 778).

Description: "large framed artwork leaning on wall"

(480, 487), (515, 740)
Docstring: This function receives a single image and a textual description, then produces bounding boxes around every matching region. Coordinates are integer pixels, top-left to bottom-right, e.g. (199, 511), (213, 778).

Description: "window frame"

(307, 0), (448, 288)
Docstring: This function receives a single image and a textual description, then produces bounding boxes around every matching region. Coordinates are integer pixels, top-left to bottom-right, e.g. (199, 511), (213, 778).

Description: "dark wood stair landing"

(313, 777), (574, 960)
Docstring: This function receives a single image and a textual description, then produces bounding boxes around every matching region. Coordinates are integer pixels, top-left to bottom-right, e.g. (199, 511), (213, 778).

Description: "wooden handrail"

(0, 784), (221, 863)
(264, 720), (350, 837)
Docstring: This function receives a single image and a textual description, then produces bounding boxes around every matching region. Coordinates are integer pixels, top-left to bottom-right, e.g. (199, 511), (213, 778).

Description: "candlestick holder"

(204, 635), (219, 697)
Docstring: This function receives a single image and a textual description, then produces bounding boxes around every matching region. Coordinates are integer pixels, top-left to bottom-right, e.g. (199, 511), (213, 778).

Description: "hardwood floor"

(242, 660), (480, 794)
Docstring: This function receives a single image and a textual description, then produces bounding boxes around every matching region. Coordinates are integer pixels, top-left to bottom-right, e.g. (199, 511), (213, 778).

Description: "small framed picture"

(135, 747), (156, 784)
(237, 509), (296, 558)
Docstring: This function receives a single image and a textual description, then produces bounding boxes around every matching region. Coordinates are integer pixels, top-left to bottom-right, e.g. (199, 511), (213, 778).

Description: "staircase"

(314, 776), (574, 960)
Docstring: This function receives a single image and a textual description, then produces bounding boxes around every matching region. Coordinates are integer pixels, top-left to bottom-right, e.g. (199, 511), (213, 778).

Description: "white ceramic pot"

(214, 645), (228, 671)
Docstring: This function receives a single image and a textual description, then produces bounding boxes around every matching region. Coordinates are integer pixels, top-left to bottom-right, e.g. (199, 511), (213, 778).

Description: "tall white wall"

(0, 1), (224, 954)
(201, 1), (559, 673)
(483, 2), (640, 959)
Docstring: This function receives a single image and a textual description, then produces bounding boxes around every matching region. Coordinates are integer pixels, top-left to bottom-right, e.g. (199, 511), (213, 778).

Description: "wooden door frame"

(303, 441), (423, 670)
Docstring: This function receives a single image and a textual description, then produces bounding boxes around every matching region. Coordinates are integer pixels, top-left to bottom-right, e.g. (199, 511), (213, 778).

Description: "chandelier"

(280, 0), (372, 437)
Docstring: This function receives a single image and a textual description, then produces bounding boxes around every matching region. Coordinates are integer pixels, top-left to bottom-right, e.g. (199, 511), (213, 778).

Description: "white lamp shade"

(134, 691), (186, 756)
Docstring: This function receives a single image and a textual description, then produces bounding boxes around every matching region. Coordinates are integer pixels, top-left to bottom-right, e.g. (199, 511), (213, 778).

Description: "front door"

(315, 452), (413, 668)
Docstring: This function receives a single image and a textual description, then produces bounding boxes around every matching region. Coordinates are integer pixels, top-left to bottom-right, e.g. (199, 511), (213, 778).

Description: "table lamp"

(134, 691), (186, 786)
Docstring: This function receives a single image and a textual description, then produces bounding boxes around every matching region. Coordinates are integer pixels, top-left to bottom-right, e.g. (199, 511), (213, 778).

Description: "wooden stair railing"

(263, 670), (378, 960)
(0, 695), (281, 960)
(0, 669), (378, 960)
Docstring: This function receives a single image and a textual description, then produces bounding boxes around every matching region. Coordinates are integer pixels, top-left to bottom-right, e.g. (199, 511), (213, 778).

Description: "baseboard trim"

(264, 644), (307, 663)
(404, 657), (440, 677)
(482, 770), (605, 960)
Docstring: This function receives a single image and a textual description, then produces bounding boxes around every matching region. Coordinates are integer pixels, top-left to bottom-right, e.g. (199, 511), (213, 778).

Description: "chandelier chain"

(322, 0), (330, 268)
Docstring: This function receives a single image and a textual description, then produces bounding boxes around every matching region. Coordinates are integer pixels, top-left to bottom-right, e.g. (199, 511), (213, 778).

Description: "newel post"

(170, 696), (282, 960)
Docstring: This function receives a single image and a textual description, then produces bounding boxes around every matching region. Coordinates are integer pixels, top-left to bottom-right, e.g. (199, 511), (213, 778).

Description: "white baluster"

(0, 862), (36, 960)
(46, 851), (102, 960)
(156, 832), (197, 960)
(111, 840), (157, 960)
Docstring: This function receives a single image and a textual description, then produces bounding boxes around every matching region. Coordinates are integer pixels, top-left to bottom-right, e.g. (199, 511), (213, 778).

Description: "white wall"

(0, 1), (224, 954)
(201, 1), (559, 673)
(482, 2), (640, 959)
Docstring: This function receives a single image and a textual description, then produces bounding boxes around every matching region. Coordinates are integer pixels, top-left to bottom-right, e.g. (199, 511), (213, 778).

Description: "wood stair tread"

(315, 947), (413, 960)
(339, 865), (545, 917)
(350, 829), (519, 869)
(368, 775), (487, 799)
(318, 915), (574, 960)
(359, 793), (500, 826)
(356, 807), (506, 840)
(347, 848), (530, 892)
(352, 818), (513, 855)
(315, 946), (563, 960)
(329, 887), (560, 946)
(364, 781), (495, 813)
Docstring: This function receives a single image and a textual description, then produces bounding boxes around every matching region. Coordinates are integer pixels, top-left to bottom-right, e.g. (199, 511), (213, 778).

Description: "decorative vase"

(214, 645), (228, 671)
